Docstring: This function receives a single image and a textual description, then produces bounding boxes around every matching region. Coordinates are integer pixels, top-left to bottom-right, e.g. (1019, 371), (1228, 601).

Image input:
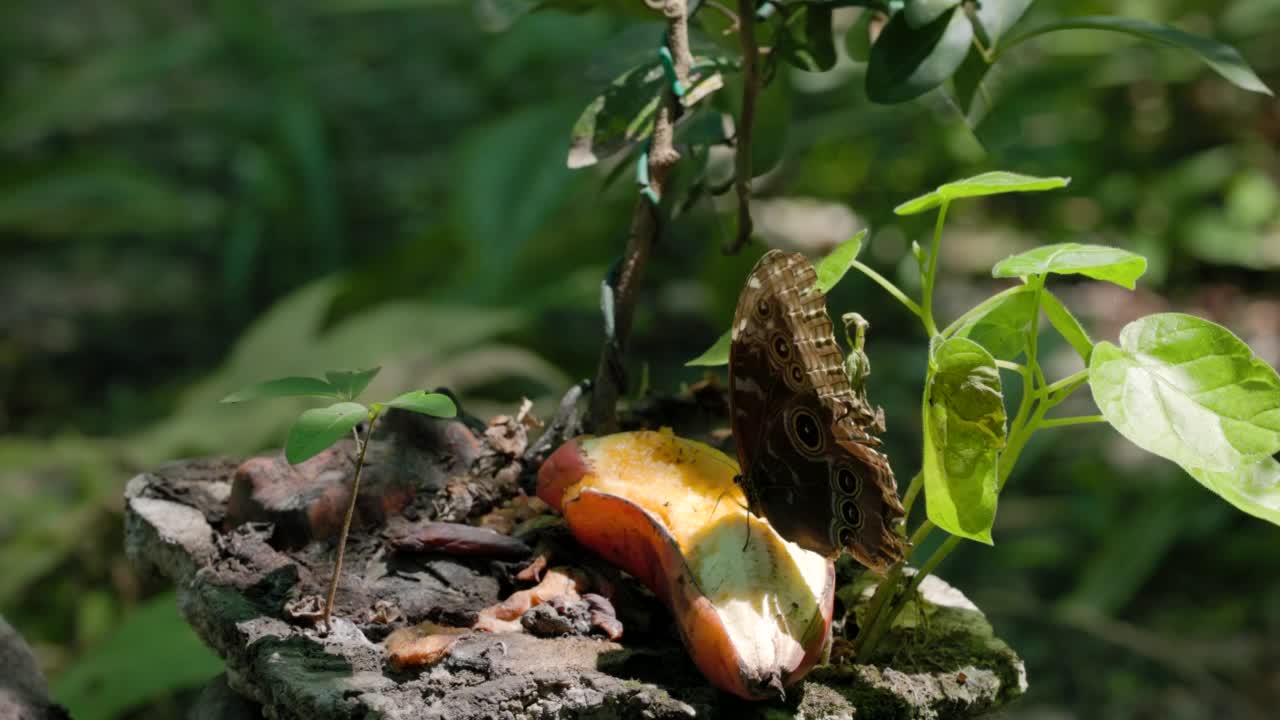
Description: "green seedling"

(691, 170), (1280, 661)
(221, 367), (457, 632)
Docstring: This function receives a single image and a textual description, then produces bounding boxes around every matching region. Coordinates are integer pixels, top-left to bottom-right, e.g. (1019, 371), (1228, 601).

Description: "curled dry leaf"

(385, 623), (468, 670)
(474, 567), (587, 633)
(537, 429), (835, 700)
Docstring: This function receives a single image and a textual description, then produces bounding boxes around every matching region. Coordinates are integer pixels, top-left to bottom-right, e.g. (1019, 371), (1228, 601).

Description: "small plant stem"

(939, 285), (1026, 337)
(919, 201), (950, 337)
(851, 259), (924, 319)
(900, 471), (923, 519)
(727, 0), (760, 254)
(906, 520), (934, 560)
(995, 359), (1028, 375)
(852, 561), (903, 659)
(1037, 414), (1105, 430)
(322, 409), (380, 633)
(1041, 367), (1089, 400)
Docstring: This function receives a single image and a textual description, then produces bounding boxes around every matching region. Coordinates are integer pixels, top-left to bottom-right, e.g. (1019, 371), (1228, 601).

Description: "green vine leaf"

(285, 402), (369, 464)
(952, 286), (1037, 360)
(895, 171), (1070, 215)
(1089, 313), (1280, 473)
(923, 336), (1007, 544)
(324, 367), (381, 400)
(687, 329), (731, 367)
(1187, 457), (1280, 528)
(567, 60), (662, 170)
(382, 391), (457, 418)
(813, 230), (867, 294)
(993, 243), (1146, 289)
(220, 376), (338, 404)
(1041, 290), (1094, 363)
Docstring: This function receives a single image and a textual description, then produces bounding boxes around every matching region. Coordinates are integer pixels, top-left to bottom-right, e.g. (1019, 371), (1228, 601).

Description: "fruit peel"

(537, 429), (834, 700)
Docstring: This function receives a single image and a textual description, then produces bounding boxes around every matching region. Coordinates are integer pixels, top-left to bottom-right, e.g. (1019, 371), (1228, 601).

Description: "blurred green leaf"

(952, 286), (1036, 360)
(54, 592), (223, 720)
(1089, 313), (1280, 473)
(905, 0), (961, 29)
(866, 6), (973, 104)
(1041, 290), (1093, 363)
(777, 5), (837, 73)
(895, 171), (1070, 214)
(687, 329), (732, 367)
(285, 401), (368, 463)
(324, 367), (381, 400)
(924, 336), (1006, 544)
(814, 230), (867, 294)
(382, 390), (457, 417)
(1002, 16), (1273, 95)
(993, 243), (1146, 289)
(220, 376), (338, 403)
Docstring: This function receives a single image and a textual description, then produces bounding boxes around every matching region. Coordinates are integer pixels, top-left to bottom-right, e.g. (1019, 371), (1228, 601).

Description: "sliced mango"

(537, 429), (834, 700)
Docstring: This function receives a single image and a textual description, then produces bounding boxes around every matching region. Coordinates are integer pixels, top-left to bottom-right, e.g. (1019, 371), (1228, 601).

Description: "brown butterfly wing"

(729, 250), (906, 572)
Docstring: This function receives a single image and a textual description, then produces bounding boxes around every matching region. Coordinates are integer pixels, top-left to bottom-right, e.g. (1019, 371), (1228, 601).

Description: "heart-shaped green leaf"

(382, 391), (457, 418)
(905, 0), (961, 29)
(687, 329), (732, 367)
(1003, 16), (1272, 96)
(924, 336), (1007, 544)
(220, 376), (338, 404)
(285, 402), (369, 464)
(778, 5), (838, 72)
(814, 230), (867, 294)
(952, 286), (1037, 360)
(895, 171), (1070, 215)
(1041, 290), (1093, 363)
(1187, 457), (1280, 528)
(1089, 313), (1280, 473)
(993, 243), (1146, 289)
(324, 367), (381, 400)
(865, 6), (973, 104)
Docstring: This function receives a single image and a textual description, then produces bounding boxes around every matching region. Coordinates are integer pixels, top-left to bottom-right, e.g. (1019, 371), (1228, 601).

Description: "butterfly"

(728, 249), (905, 573)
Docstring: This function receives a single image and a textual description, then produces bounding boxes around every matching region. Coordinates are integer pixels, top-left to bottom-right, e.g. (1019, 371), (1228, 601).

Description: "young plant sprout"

(221, 367), (456, 631)
(692, 170), (1280, 662)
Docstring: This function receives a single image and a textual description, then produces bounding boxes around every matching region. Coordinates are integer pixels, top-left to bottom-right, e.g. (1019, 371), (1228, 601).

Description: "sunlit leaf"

(814, 230), (867, 294)
(866, 7), (973, 104)
(1004, 16), (1273, 96)
(895, 171), (1070, 214)
(952, 286), (1036, 360)
(993, 243), (1146, 289)
(567, 60), (662, 169)
(687, 329), (732, 367)
(220, 376), (338, 404)
(1188, 457), (1280, 528)
(1089, 313), (1280, 473)
(382, 391), (457, 418)
(1041, 290), (1093, 363)
(923, 337), (1007, 544)
(285, 402), (368, 464)
(324, 367), (381, 400)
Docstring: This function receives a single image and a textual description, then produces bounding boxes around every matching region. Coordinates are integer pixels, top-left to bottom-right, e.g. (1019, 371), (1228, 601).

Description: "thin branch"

(851, 259), (924, 319)
(1037, 414), (1105, 430)
(587, 0), (691, 433)
(725, 0), (760, 254)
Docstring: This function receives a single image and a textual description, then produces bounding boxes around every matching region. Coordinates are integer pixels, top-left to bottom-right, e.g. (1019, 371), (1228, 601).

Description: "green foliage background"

(2, 1), (1278, 717)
